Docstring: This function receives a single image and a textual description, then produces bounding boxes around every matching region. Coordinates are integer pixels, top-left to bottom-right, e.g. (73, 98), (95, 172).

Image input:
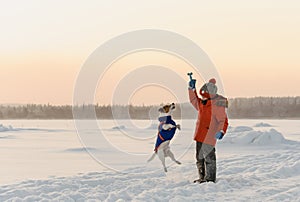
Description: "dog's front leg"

(162, 124), (175, 130)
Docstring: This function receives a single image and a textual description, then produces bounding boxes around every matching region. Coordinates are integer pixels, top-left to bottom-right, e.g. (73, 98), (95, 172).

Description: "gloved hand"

(176, 124), (181, 130)
(189, 79), (196, 89)
(215, 131), (224, 140)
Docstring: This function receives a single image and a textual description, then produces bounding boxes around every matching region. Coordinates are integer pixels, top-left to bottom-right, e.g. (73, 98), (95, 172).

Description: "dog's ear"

(163, 105), (170, 113)
(158, 107), (164, 113)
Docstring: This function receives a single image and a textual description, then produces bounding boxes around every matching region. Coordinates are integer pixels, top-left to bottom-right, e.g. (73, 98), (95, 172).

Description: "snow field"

(0, 120), (299, 201)
(1, 148), (299, 201)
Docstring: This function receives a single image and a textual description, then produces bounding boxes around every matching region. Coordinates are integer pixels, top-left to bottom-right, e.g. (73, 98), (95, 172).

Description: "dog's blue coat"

(154, 115), (177, 151)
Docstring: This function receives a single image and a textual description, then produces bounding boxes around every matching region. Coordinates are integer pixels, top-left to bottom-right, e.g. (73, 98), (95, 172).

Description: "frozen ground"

(0, 119), (299, 201)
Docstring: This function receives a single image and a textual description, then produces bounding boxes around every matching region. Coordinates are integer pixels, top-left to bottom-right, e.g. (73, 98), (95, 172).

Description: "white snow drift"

(0, 124), (15, 132)
(254, 122), (273, 127)
(224, 126), (286, 145)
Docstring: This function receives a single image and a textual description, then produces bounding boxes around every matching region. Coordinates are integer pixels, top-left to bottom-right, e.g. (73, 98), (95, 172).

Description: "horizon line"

(1, 96), (300, 107)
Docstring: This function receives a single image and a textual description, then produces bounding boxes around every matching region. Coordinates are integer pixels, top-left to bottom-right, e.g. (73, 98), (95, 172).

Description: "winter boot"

(196, 160), (205, 181)
(193, 179), (206, 184)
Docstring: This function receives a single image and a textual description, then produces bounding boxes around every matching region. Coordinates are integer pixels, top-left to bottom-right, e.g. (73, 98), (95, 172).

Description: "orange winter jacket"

(189, 89), (229, 146)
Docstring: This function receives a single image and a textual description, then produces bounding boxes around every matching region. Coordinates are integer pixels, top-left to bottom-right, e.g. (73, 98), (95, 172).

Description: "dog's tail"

(147, 152), (156, 163)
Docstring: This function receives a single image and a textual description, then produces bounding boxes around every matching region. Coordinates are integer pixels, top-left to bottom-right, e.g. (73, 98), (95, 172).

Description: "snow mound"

(254, 122), (273, 127)
(111, 125), (126, 130)
(231, 126), (253, 133)
(64, 147), (97, 153)
(0, 135), (15, 139)
(0, 124), (15, 132)
(236, 129), (285, 145)
(224, 127), (286, 145)
(0, 124), (67, 133)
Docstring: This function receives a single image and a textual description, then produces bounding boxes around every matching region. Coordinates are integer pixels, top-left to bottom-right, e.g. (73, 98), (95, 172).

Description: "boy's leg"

(196, 142), (205, 181)
(203, 144), (216, 182)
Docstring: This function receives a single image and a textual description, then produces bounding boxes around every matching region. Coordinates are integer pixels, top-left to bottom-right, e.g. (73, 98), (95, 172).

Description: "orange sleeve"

(188, 89), (200, 111)
(215, 106), (229, 134)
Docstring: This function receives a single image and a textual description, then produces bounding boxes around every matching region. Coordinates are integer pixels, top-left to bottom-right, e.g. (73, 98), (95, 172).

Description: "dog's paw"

(175, 160), (181, 165)
(164, 167), (168, 172)
(176, 124), (181, 130)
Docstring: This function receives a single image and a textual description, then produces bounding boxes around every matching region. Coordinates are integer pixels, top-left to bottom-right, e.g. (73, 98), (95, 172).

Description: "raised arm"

(189, 88), (200, 111)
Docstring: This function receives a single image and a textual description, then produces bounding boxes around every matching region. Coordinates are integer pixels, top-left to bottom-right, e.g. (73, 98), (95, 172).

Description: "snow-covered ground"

(0, 119), (299, 201)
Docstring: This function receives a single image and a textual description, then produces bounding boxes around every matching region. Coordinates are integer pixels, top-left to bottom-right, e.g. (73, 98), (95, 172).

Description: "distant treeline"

(228, 97), (300, 119)
(0, 97), (300, 119)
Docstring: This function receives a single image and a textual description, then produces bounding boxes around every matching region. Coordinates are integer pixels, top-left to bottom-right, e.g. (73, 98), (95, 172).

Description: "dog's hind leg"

(166, 148), (181, 165)
(157, 149), (167, 172)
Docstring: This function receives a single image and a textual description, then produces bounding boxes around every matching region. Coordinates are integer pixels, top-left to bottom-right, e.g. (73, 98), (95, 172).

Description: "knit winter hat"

(200, 78), (218, 98)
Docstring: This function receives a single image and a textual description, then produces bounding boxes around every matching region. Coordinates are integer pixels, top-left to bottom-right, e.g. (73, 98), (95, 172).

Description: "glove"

(189, 79), (196, 89)
(215, 131), (224, 140)
(176, 124), (181, 130)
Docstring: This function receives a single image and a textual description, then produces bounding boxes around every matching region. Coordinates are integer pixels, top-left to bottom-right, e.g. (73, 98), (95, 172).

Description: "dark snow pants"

(196, 142), (216, 182)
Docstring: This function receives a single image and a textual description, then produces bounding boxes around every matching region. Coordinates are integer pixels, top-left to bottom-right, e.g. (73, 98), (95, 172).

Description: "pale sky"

(0, 0), (299, 105)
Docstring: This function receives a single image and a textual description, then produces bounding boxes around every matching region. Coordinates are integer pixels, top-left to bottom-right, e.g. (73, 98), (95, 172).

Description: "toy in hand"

(187, 72), (196, 89)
